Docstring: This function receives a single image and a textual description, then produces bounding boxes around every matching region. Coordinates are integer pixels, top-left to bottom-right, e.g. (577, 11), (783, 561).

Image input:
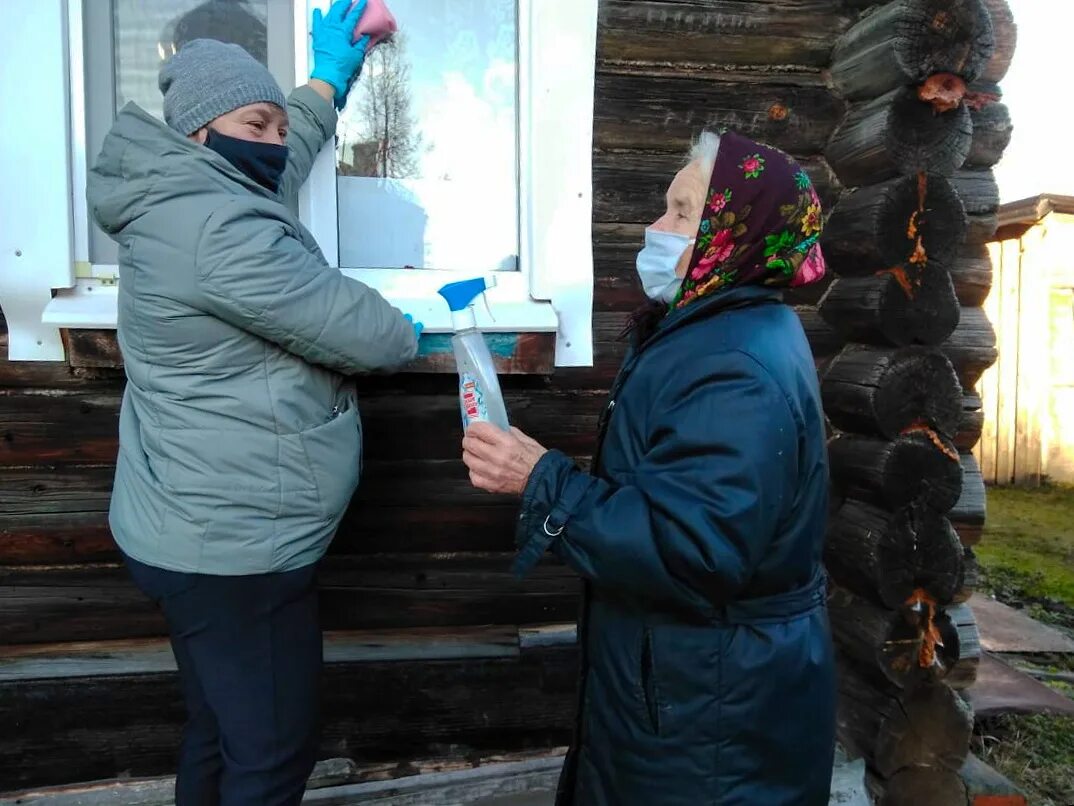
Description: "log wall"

(0, 0), (859, 792)
(820, 0), (1011, 803)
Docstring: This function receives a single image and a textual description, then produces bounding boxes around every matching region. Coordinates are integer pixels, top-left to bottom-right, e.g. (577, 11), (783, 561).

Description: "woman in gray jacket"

(86, 3), (416, 803)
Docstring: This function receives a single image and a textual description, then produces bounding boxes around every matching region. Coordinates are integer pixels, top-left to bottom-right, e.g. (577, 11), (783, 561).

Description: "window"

(3, 0), (597, 367)
(82, 0), (295, 266)
(334, 0), (520, 273)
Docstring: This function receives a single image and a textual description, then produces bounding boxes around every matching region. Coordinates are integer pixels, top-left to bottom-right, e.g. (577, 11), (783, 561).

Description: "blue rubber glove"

(311, 0), (372, 110)
(403, 314), (424, 339)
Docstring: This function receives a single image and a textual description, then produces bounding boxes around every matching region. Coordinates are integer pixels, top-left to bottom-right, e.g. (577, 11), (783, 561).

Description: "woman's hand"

(463, 423), (548, 496)
(310, 0), (372, 109)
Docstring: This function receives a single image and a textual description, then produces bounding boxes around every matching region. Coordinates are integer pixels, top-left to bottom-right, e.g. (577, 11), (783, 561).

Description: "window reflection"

(335, 0), (520, 272)
(112, 0), (270, 119)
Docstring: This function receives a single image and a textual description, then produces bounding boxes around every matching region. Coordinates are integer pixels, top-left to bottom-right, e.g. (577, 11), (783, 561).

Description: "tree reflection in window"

(334, 0), (519, 273)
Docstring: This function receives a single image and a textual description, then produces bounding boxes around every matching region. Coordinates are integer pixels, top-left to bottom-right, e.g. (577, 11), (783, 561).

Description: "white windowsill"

(42, 272), (560, 334)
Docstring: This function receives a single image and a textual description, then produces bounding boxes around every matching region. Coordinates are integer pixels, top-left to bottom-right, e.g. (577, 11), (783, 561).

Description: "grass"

(974, 714), (1074, 806)
(976, 484), (1074, 629)
(972, 483), (1074, 804)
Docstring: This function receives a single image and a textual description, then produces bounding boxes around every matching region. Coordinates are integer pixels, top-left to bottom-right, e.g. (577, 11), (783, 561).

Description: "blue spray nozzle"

(437, 277), (489, 312)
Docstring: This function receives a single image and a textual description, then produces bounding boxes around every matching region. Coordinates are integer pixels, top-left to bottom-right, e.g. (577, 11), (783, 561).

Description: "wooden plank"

(64, 331), (558, 376)
(596, 0), (853, 70)
(593, 72), (845, 156)
(594, 151), (841, 225)
(0, 466), (113, 515)
(0, 328), (123, 390)
(0, 627), (521, 683)
(977, 240), (1004, 483)
(1, 758), (366, 805)
(0, 391), (121, 466)
(0, 512), (115, 566)
(0, 646), (578, 792)
(1045, 288), (1074, 482)
(0, 384), (606, 470)
(302, 757), (562, 804)
(994, 237), (1022, 484)
(0, 557), (581, 645)
(1012, 225), (1046, 484)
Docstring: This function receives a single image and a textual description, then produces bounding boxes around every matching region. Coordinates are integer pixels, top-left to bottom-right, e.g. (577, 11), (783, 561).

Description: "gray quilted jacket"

(88, 86), (417, 574)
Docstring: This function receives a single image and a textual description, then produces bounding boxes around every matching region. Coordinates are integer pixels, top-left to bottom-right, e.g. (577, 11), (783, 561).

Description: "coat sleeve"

(514, 351), (800, 617)
(194, 202), (418, 375)
(277, 85), (338, 212)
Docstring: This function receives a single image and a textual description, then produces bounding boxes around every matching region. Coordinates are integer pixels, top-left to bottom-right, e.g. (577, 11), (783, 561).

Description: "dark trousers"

(123, 553), (322, 806)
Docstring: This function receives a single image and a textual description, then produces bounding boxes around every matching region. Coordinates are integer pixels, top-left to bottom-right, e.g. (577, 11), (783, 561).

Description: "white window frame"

(1, 0), (597, 367)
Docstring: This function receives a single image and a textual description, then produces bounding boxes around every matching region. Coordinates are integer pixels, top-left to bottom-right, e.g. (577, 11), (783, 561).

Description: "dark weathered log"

(965, 101), (1013, 169)
(64, 329), (558, 375)
(795, 306), (845, 364)
(948, 243), (993, 306)
(828, 586), (961, 689)
(819, 268), (960, 347)
(0, 512), (116, 566)
(0, 332), (122, 389)
(837, 660), (974, 779)
(0, 641), (578, 791)
(828, 431), (963, 512)
(0, 391), (122, 466)
(826, 87), (973, 186)
(950, 452), (986, 546)
(980, 0), (1017, 83)
(959, 753), (1029, 804)
(0, 556), (581, 645)
(954, 394), (985, 451)
(821, 174), (967, 276)
(594, 152), (842, 224)
(822, 346), (963, 439)
(825, 500), (964, 608)
(830, 0), (996, 101)
(872, 768), (970, 806)
(594, 73), (845, 156)
(938, 306), (998, 388)
(954, 546), (979, 604)
(963, 212), (998, 244)
(951, 169), (1000, 215)
(597, 0), (854, 69)
(0, 383), (607, 468)
(945, 602), (981, 689)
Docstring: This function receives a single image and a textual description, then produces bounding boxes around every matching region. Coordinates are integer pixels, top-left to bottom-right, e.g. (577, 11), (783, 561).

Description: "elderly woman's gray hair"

(689, 131), (721, 179)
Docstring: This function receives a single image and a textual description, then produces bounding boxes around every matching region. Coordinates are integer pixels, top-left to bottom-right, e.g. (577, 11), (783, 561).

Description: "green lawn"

(976, 484), (1074, 615)
(972, 483), (1074, 805)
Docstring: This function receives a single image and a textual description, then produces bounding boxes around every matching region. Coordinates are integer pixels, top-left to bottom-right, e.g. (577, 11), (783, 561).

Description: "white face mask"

(635, 228), (694, 303)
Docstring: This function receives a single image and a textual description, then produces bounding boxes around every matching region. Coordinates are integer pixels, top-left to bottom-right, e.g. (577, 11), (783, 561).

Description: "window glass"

(114, 0), (270, 118)
(334, 0), (519, 272)
(85, 0), (291, 264)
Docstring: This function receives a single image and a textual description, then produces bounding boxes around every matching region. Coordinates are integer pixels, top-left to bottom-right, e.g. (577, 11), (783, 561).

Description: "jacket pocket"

(640, 628), (661, 735)
(301, 398), (362, 521)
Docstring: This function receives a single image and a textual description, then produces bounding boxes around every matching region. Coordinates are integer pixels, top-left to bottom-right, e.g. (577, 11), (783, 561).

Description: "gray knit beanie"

(159, 39), (287, 135)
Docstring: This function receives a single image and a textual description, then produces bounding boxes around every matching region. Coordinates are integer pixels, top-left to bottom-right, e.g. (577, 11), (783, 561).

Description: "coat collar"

(638, 285), (783, 354)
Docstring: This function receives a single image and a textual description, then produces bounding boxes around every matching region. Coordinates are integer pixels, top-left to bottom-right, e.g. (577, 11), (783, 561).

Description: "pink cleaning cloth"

(350, 0), (397, 46)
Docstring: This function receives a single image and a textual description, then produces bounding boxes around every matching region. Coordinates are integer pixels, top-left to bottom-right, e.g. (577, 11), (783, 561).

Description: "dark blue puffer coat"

(515, 285), (837, 805)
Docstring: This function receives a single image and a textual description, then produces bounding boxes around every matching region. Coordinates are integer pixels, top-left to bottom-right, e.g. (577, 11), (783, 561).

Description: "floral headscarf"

(673, 131), (827, 309)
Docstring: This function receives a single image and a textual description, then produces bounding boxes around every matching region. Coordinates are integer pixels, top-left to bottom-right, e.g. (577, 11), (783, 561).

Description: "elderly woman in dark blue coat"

(463, 130), (836, 805)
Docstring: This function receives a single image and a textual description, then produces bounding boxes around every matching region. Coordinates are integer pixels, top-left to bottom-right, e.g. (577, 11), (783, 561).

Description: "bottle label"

(460, 372), (488, 427)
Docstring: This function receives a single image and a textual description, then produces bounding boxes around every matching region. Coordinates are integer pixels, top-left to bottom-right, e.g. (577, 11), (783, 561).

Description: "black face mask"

(204, 129), (289, 193)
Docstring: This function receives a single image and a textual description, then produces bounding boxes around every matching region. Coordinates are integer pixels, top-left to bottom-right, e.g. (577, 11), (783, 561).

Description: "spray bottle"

(437, 277), (510, 431)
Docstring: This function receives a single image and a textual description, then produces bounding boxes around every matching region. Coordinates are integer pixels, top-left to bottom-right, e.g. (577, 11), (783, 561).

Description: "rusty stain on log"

(905, 589), (944, 669)
(901, 424), (961, 463)
(875, 266), (917, 300)
(918, 74), (966, 113)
